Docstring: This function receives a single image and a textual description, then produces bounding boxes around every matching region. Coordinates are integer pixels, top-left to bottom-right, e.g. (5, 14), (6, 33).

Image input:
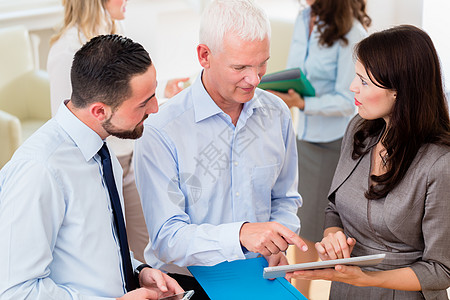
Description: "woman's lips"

(355, 98), (362, 106)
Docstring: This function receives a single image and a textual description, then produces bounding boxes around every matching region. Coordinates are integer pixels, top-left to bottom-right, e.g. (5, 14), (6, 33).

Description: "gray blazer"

(325, 115), (450, 299)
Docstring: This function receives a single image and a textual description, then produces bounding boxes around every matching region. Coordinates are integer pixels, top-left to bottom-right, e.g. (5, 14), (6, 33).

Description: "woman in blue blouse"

(269, 0), (371, 296)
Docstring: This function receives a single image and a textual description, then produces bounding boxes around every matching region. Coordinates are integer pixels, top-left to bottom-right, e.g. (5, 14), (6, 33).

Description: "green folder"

(258, 68), (315, 97)
(188, 257), (307, 300)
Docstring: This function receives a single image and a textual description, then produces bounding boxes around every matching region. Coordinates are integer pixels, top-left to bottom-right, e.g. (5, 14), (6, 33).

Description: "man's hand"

(116, 287), (159, 300)
(239, 222), (308, 257)
(264, 252), (290, 281)
(139, 268), (184, 299)
(264, 251), (289, 268)
(267, 89), (304, 110)
(315, 230), (356, 261)
(164, 77), (190, 98)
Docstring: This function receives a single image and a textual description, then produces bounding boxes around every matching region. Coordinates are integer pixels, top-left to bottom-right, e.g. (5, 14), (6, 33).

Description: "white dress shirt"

(134, 75), (301, 276)
(0, 102), (137, 299)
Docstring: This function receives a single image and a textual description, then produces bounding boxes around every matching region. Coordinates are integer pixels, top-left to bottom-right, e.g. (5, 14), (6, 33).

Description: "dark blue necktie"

(98, 143), (137, 291)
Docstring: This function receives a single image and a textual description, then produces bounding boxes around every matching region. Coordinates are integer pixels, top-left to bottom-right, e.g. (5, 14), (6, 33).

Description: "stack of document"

(258, 68), (315, 97)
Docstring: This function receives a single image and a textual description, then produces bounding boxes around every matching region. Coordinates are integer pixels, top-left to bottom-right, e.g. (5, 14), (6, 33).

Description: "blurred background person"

(268, 0), (371, 297)
(47, 0), (188, 262)
(289, 24), (450, 299)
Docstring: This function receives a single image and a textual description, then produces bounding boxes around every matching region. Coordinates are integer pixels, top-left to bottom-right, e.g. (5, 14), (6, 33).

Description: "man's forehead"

(220, 33), (269, 58)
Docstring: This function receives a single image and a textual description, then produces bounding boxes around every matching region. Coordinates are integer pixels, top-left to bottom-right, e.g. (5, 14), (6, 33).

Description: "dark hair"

(353, 25), (450, 199)
(70, 34), (152, 110)
(311, 0), (371, 47)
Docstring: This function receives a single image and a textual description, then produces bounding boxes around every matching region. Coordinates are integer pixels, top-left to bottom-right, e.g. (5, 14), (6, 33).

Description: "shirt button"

(234, 161), (239, 166)
(235, 192), (240, 197)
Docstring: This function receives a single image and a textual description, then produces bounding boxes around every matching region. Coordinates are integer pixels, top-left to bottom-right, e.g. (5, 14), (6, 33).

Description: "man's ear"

(197, 44), (212, 68)
(89, 102), (111, 122)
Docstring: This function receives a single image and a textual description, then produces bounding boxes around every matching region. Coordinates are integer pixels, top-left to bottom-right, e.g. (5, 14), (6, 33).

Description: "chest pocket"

(251, 163), (280, 219)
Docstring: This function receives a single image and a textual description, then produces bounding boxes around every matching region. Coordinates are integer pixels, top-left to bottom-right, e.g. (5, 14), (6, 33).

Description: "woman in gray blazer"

(289, 25), (450, 299)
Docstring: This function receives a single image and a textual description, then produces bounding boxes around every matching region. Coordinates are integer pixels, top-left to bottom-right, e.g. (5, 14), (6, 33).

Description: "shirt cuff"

(218, 221), (247, 262)
(302, 96), (319, 114)
(131, 255), (144, 271)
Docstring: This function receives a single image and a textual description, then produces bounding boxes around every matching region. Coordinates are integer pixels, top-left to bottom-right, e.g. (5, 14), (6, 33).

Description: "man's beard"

(102, 114), (148, 139)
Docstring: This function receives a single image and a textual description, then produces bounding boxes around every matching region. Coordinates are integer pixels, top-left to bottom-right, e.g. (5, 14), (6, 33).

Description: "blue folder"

(188, 257), (307, 300)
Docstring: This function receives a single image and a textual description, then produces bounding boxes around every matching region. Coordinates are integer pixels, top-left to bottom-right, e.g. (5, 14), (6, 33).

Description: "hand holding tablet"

(159, 290), (195, 300)
(263, 254), (385, 279)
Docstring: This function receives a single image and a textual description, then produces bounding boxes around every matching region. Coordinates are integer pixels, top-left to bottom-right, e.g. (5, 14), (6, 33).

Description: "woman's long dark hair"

(353, 25), (450, 199)
(311, 0), (371, 47)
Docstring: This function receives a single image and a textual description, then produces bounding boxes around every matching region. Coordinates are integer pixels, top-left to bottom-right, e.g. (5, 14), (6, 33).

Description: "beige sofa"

(0, 25), (51, 168)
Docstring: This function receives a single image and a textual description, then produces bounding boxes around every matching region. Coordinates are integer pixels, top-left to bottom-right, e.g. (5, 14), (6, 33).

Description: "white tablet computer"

(263, 254), (385, 279)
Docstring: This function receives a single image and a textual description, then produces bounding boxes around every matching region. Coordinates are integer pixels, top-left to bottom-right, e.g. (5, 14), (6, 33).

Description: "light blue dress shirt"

(0, 102), (137, 299)
(287, 7), (368, 142)
(134, 75), (301, 276)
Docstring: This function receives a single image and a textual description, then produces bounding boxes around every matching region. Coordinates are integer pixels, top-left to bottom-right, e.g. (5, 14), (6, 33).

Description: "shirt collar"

(191, 72), (264, 123)
(191, 73), (223, 123)
(242, 90), (264, 115)
(54, 100), (104, 162)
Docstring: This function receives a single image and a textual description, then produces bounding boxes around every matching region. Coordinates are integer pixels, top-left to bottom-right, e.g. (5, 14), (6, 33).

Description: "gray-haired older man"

(135, 1), (307, 298)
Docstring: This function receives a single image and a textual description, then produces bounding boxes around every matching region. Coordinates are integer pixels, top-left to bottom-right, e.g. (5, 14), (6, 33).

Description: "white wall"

(0, 0), (428, 75)
(122, 0), (426, 80)
(423, 0), (450, 92)
(366, 0), (423, 32)
(122, 0), (202, 81)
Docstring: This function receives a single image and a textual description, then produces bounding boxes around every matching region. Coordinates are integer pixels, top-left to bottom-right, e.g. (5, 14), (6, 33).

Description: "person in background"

(268, 0), (371, 296)
(47, 0), (188, 262)
(289, 25), (450, 299)
(134, 0), (307, 299)
(0, 34), (183, 300)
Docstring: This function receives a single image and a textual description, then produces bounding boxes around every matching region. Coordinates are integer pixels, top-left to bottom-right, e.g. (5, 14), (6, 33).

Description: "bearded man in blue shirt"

(0, 35), (183, 300)
(134, 0), (308, 298)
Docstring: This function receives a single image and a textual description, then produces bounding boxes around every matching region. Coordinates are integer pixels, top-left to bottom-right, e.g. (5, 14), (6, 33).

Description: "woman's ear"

(391, 90), (397, 101)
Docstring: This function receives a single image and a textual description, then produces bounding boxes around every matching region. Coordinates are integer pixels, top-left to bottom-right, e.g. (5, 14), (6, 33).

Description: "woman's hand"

(267, 89), (305, 110)
(287, 264), (375, 287)
(164, 77), (190, 98)
(315, 230), (356, 261)
(288, 228), (422, 291)
(287, 262), (422, 291)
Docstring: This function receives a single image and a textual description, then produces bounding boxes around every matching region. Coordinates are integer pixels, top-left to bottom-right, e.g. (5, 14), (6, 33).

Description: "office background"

(0, 0), (449, 298)
(0, 0), (436, 84)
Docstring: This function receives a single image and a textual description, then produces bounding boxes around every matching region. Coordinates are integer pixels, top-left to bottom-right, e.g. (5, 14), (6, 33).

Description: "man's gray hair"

(199, 0), (271, 53)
